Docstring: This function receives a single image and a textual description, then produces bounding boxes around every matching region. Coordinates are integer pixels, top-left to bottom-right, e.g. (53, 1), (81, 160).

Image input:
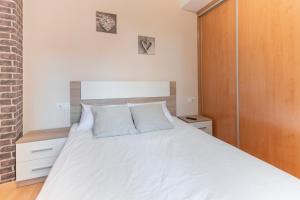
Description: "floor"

(0, 182), (43, 200)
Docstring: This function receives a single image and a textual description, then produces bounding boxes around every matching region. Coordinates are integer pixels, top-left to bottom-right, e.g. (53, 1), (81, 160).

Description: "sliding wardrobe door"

(199, 0), (237, 145)
(239, 0), (300, 177)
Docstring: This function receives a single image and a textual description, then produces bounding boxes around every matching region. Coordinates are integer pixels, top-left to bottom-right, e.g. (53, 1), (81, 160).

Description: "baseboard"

(16, 177), (46, 187)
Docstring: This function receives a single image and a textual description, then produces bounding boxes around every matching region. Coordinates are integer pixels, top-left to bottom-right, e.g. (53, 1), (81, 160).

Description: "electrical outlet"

(187, 97), (196, 103)
(56, 102), (70, 111)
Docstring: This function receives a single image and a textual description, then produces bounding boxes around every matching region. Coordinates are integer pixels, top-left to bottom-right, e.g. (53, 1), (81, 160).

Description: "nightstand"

(178, 115), (213, 135)
(16, 127), (70, 187)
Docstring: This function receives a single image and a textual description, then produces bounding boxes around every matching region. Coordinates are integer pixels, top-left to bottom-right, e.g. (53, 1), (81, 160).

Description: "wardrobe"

(199, 0), (300, 178)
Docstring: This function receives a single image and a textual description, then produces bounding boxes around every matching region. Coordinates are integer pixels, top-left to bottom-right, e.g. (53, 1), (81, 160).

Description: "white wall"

(23, 0), (198, 132)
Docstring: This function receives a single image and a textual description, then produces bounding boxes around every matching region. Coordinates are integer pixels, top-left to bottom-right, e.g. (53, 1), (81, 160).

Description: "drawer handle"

(32, 166), (52, 172)
(31, 148), (53, 153)
(199, 127), (206, 130)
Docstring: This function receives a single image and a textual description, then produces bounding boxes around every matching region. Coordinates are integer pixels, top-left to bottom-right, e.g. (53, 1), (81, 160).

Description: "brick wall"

(0, 0), (23, 184)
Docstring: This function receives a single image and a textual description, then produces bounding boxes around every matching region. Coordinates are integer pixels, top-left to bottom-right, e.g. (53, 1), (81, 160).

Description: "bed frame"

(70, 81), (176, 124)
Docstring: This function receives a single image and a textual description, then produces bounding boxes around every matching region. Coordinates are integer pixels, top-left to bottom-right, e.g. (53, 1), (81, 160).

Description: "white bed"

(37, 118), (300, 200)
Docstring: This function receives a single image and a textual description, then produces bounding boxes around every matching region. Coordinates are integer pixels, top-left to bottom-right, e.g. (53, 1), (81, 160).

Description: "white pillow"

(128, 101), (174, 122)
(130, 103), (174, 133)
(77, 104), (93, 132)
(92, 105), (138, 138)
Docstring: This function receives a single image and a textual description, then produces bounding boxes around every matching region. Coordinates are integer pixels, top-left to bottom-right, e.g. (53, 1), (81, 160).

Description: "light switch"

(56, 102), (70, 111)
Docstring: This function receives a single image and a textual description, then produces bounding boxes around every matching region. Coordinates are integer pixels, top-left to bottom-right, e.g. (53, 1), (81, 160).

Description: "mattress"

(37, 118), (300, 200)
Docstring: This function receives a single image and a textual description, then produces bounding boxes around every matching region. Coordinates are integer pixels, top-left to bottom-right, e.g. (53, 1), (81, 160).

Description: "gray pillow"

(92, 105), (138, 138)
(130, 104), (174, 133)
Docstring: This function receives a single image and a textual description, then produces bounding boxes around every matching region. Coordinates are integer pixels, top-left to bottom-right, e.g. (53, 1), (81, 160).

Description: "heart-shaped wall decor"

(99, 14), (116, 32)
(138, 36), (155, 55)
(141, 40), (152, 53)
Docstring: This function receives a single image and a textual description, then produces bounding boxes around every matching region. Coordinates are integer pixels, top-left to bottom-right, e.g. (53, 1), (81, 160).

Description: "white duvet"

(37, 118), (300, 200)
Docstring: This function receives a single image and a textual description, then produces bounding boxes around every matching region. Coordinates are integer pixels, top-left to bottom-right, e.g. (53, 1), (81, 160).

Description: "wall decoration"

(96, 11), (117, 34)
(138, 36), (155, 55)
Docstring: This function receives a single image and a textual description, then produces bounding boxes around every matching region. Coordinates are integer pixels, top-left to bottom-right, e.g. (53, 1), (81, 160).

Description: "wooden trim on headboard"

(70, 81), (176, 124)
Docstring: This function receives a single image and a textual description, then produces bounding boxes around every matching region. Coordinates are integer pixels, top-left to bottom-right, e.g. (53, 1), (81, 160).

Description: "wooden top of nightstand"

(178, 115), (212, 123)
(16, 127), (70, 144)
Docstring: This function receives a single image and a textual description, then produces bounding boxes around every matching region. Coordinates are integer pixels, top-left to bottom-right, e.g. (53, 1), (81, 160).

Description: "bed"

(37, 81), (300, 200)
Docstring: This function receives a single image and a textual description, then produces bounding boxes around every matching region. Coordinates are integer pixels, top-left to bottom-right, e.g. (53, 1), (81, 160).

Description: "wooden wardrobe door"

(239, 0), (300, 177)
(199, 0), (237, 146)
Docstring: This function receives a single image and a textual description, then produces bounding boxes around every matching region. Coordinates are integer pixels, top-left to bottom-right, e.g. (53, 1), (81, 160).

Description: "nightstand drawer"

(16, 138), (66, 163)
(16, 157), (57, 181)
(191, 121), (213, 135)
(178, 115), (213, 136)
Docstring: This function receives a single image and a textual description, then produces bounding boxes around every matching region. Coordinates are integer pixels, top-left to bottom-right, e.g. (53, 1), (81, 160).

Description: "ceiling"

(180, 0), (213, 12)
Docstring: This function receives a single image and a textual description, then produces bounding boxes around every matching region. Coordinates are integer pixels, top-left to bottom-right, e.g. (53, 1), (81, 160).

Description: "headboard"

(70, 81), (176, 124)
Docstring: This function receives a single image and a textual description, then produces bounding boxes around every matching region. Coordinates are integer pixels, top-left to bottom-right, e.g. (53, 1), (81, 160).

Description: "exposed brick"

(16, 54), (21, 61)
(0, 44), (10, 52)
(15, 79), (21, 85)
(0, 26), (15, 33)
(1, 105), (16, 113)
(0, 19), (11, 26)
(13, 124), (21, 133)
(0, 167), (12, 175)
(0, 126), (11, 133)
(0, 0), (22, 183)
(0, 53), (16, 60)
(0, 6), (11, 14)
(15, 67), (22, 73)
(1, 158), (15, 167)
(12, 72), (21, 78)
(1, 171), (15, 181)
(0, 98), (10, 105)
(0, 1), (16, 9)
(0, 153), (10, 160)
(0, 85), (10, 91)
(0, 13), (16, 21)
(1, 92), (16, 98)
(0, 32), (9, 38)
(0, 139), (11, 146)
(0, 145), (15, 153)
(1, 66), (16, 72)
(0, 39), (16, 46)
(12, 61), (20, 67)
(0, 79), (16, 85)
(12, 96), (21, 104)
(0, 113), (11, 119)
(0, 132), (15, 140)
(0, 73), (11, 79)
(1, 119), (15, 126)
(16, 102), (21, 110)
(12, 47), (22, 55)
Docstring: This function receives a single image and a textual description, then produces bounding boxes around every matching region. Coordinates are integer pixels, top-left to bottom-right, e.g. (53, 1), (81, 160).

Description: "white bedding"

(37, 118), (300, 200)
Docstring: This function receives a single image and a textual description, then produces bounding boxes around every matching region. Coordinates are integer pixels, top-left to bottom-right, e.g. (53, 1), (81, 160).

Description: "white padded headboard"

(81, 81), (170, 100)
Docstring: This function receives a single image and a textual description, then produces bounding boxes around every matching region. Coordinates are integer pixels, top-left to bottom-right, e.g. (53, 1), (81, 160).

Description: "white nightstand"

(178, 115), (213, 135)
(16, 128), (69, 187)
